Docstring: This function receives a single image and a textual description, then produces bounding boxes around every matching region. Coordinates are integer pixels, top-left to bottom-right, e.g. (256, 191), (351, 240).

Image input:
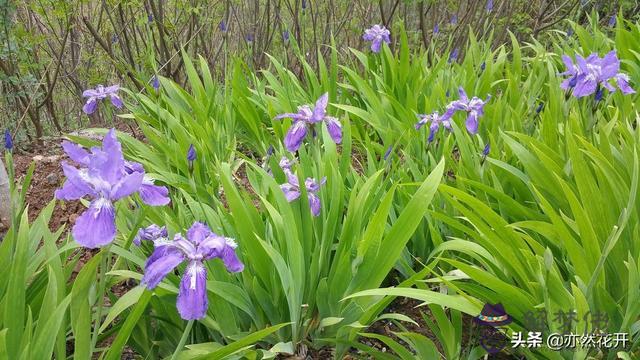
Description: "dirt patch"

(12, 139), (84, 231)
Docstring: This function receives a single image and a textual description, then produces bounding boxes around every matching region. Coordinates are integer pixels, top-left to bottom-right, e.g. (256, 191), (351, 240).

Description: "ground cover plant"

(1, 1), (640, 359)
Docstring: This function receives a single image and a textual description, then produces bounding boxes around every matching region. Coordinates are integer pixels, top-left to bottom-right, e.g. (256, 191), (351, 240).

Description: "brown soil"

(12, 138), (84, 230)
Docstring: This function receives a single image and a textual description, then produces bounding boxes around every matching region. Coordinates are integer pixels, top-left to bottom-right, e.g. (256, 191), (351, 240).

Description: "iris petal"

(325, 117), (342, 144)
(465, 111), (479, 135)
(55, 180), (91, 200)
(371, 39), (383, 53)
(281, 183), (301, 202)
(83, 98), (99, 114)
(187, 222), (212, 245)
(139, 183), (170, 206)
(141, 246), (185, 288)
(284, 120), (308, 152)
(110, 94), (124, 109)
(308, 193), (321, 216)
(200, 234), (227, 259)
(110, 172), (144, 200)
(616, 74), (635, 94)
(221, 244), (244, 272)
(311, 93), (329, 123)
(176, 261), (208, 320)
(91, 129), (125, 184)
(60, 162), (95, 197)
(72, 199), (117, 248)
(62, 141), (90, 165)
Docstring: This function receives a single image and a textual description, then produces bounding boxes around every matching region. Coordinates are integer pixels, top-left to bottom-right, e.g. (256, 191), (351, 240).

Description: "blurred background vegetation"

(0, 0), (638, 145)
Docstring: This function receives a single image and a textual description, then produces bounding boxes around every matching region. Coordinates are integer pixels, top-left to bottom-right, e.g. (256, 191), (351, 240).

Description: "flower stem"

(90, 245), (112, 354)
(170, 320), (194, 360)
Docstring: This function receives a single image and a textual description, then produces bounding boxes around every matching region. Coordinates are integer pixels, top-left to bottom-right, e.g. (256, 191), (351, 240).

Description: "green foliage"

(3, 13), (640, 360)
(0, 159), (72, 359)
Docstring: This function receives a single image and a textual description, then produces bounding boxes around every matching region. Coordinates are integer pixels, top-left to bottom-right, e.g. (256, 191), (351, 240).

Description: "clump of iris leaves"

(2, 16), (639, 360)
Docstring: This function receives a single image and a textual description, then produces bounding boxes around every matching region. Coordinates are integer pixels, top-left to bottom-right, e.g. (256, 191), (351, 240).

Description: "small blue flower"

(246, 33), (254, 43)
(450, 14), (458, 25)
(147, 14), (153, 23)
(608, 15), (616, 27)
(187, 144), (197, 163)
(433, 23), (439, 34)
(480, 62), (486, 71)
(446, 90), (450, 98)
(187, 144), (196, 171)
(486, 0), (493, 12)
(4, 129), (13, 152)
(111, 35), (118, 43)
(482, 142), (490, 156)
(535, 102), (544, 114)
(151, 75), (160, 91)
(219, 20), (227, 32)
(283, 29), (290, 42)
(449, 48), (459, 63)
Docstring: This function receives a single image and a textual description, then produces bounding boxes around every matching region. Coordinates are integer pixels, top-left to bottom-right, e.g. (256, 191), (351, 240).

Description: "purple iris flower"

(433, 23), (440, 34)
(279, 156), (294, 171)
(283, 30), (290, 42)
(4, 130), (12, 152)
(82, 84), (123, 115)
(441, 87), (490, 135)
(147, 14), (153, 23)
(280, 167), (326, 216)
(450, 15), (458, 24)
(151, 75), (160, 91)
(486, 0), (493, 12)
(449, 48), (459, 63)
(219, 20), (227, 32)
(363, 25), (391, 53)
(415, 112), (452, 143)
(54, 129), (148, 248)
(123, 161), (170, 206)
(559, 54), (584, 91)
(246, 33), (254, 43)
(483, 142), (491, 156)
(134, 224), (168, 246)
(560, 51), (635, 98)
(139, 222), (243, 320)
(274, 93), (342, 152)
(187, 144), (196, 162)
(609, 15), (616, 27)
